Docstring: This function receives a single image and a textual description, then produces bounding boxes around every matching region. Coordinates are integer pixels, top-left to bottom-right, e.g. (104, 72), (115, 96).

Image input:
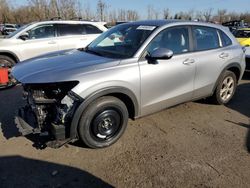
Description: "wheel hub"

(100, 118), (113, 130)
(220, 76), (234, 101)
(91, 109), (122, 140)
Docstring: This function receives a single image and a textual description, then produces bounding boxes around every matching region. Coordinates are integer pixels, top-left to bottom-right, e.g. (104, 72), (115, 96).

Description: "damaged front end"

(15, 81), (82, 148)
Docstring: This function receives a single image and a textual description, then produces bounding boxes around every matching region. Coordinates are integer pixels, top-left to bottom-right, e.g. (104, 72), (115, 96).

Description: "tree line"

(0, 0), (250, 24)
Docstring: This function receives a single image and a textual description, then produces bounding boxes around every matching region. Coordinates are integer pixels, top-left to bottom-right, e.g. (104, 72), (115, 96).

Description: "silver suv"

(12, 20), (246, 149)
(0, 20), (107, 88)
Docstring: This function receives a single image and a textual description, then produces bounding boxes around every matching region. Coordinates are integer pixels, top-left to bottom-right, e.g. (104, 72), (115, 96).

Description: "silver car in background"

(12, 20), (245, 149)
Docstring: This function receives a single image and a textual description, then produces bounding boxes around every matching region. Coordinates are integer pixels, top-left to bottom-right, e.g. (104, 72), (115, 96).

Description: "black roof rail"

(50, 17), (62, 21)
(70, 17), (83, 21)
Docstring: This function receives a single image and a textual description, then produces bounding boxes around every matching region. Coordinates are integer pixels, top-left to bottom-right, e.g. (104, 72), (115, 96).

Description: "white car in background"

(0, 20), (107, 88)
(2, 24), (17, 35)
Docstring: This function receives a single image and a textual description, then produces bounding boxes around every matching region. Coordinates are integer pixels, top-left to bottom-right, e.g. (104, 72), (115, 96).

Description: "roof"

(30, 20), (106, 26)
(121, 19), (219, 28)
(125, 20), (178, 27)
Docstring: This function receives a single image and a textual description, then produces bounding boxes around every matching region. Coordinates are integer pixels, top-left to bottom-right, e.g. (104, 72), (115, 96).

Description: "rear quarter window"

(219, 30), (232, 47)
(193, 26), (220, 51)
(85, 24), (103, 34)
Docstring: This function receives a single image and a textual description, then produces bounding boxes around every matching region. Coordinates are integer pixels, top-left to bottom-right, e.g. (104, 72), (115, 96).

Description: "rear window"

(57, 24), (102, 36)
(219, 30), (232, 47)
(193, 26), (220, 51)
(5, 25), (15, 28)
(85, 24), (102, 34)
(57, 24), (86, 36)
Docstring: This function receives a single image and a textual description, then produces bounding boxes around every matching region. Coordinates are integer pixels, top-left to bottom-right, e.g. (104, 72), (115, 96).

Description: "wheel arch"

(0, 50), (20, 63)
(70, 87), (139, 140)
(213, 62), (242, 93)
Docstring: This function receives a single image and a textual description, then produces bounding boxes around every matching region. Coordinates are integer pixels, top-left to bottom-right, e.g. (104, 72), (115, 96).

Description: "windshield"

(87, 24), (157, 59)
(233, 30), (250, 38)
(6, 23), (32, 38)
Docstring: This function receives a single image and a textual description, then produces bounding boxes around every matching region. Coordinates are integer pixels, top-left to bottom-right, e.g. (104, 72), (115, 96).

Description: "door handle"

(219, 52), (229, 59)
(48, 41), (56, 44)
(183, 59), (195, 65)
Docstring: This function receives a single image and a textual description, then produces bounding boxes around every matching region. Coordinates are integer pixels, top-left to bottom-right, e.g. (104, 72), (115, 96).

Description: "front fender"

(69, 86), (139, 140)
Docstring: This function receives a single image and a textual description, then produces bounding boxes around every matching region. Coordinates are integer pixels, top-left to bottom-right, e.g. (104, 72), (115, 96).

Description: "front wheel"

(211, 70), (237, 104)
(78, 96), (128, 148)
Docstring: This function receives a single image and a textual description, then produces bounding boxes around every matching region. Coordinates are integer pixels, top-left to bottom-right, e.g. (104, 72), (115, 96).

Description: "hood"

(0, 38), (11, 44)
(12, 49), (120, 83)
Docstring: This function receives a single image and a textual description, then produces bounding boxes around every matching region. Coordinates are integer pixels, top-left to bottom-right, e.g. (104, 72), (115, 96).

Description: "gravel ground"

(0, 73), (250, 188)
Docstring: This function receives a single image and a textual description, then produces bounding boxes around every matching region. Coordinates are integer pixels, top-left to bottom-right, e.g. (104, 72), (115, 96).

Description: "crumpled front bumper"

(15, 106), (73, 148)
(15, 106), (41, 136)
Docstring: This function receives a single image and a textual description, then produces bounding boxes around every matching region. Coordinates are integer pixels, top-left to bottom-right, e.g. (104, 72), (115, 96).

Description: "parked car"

(0, 20), (107, 88)
(233, 28), (250, 69)
(12, 20), (245, 149)
(2, 24), (17, 35)
(0, 24), (4, 34)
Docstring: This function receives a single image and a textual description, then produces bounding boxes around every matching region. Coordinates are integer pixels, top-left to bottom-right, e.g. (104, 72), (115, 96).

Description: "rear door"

(56, 24), (103, 50)
(18, 24), (59, 60)
(191, 26), (231, 99)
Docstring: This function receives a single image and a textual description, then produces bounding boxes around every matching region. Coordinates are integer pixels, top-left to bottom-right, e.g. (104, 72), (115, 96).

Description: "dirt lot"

(0, 73), (250, 188)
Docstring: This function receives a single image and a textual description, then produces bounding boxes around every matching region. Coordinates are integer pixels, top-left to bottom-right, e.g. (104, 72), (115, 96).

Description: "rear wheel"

(78, 96), (128, 148)
(0, 55), (16, 89)
(211, 70), (237, 104)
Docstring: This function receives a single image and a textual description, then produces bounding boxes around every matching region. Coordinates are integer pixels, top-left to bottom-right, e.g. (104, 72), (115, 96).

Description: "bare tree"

(0, 0), (12, 23)
(147, 5), (154, 19)
(96, 0), (107, 21)
(203, 8), (213, 22)
(117, 9), (126, 21)
(109, 10), (117, 23)
(163, 8), (170, 19)
(217, 9), (227, 23)
(126, 10), (139, 21)
(1, 1), (250, 25)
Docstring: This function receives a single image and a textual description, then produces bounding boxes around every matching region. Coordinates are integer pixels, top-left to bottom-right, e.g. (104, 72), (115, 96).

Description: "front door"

(139, 26), (196, 116)
(18, 24), (59, 61)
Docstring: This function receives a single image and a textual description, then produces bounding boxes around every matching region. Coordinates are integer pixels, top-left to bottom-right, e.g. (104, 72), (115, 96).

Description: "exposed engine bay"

(15, 82), (82, 148)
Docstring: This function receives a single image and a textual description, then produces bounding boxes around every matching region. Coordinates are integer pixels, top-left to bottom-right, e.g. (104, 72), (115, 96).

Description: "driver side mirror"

(146, 48), (173, 63)
(19, 32), (29, 41)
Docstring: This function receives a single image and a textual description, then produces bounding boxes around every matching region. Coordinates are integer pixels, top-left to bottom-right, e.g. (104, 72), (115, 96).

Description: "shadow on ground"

(0, 86), (23, 139)
(225, 72), (250, 153)
(0, 155), (113, 188)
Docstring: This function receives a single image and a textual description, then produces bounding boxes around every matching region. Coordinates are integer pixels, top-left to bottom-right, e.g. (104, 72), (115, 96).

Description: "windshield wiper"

(84, 47), (103, 57)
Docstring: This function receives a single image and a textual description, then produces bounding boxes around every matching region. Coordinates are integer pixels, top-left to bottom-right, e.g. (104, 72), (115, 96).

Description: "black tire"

(78, 96), (129, 148)
(211, 70), (237, 105)
(0, 55), (16, 89)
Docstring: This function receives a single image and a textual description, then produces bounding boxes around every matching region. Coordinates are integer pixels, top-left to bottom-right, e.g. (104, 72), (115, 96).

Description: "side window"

(193, 26), (220, 51)
(28, 25), (55, 39)
(219, 30), (232, 47)
(147, 27), (190, 55)
(57, 24), (87, 36)
(85, 24), (102, 34)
